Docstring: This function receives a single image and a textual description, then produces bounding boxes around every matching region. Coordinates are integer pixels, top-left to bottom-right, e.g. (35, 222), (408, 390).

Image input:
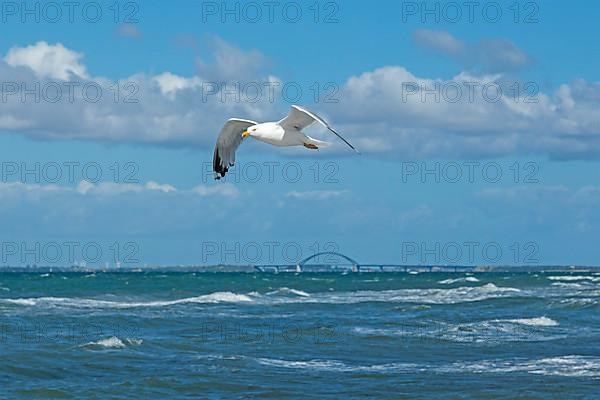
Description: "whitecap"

(557, 298), (599, 308)
(2, 284), (522, 308)
(0, 291), (254, 309)
(503, 317), (559, 327)
(450, 356), (600, 378)
(254, 355), (600, 378)
(307, 277), (335, 283)
(439, 277), (480, 284)
(3, 298), (36, 306)
(353, 317), (560, 343)
(551, 282), (587, 289)
(266, 287), (310, 297)
(255, 357), (417, 373)
(260, 283), (522, 305)
(548, 276), (600, 282)
(81, 336), (142, 349)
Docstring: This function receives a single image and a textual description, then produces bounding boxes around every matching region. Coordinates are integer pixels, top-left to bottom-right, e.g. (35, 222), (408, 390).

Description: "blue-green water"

(1, 272), (599, 399)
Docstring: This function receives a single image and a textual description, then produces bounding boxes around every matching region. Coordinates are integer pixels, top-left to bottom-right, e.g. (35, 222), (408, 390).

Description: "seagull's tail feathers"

(305, 136), (331, 148)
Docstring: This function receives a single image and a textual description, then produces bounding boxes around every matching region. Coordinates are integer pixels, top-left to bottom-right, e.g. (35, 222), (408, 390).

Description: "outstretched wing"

(279, 105), (360, 154)
(213, 118), (257, 179)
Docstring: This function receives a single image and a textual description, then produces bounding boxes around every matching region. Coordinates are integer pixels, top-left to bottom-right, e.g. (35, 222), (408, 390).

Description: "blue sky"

(1, 0), (599, 266)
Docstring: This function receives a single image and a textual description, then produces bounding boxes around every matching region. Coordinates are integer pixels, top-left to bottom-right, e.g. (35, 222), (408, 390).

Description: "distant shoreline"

(1, 265), (599, 273)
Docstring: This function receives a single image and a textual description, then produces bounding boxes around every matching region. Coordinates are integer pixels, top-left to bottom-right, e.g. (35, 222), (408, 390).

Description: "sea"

(1, 271), (599, 399)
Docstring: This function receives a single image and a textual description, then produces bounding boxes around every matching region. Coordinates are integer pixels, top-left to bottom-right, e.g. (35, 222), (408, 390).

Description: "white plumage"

(213, 105), (358, 179)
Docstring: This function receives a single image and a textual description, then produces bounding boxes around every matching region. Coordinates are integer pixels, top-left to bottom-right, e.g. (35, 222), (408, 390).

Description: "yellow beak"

(241, 131), (250, 138)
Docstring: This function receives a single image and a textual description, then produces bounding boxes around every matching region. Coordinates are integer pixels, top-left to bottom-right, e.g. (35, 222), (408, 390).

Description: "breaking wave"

(81, 336), (143, 349)
(439, 277), (480, 284)
(0, 283), (524, 309)
(254, 355), (600, 378)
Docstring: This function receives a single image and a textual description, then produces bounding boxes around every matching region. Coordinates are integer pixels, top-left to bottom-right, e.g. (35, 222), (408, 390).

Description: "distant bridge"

(298, 252), (359, 267)
(253, 251), (482, 273)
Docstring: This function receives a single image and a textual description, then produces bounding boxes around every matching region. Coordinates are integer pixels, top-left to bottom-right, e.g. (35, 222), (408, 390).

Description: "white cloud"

(0, 38), (599, 161)
(196, 36), (267, 82)
(0, 39), (280, 148)
(400, 204), (433, 223)
(192, 183), (240, 198)
(117, 24), (141, 39)
(0, 115), (33, 129)
(77, 181), (177, 195)
(0, 180), (179, 197)
(0, 179), (247, 240)
(413, 29), (532, 73)
(145, 181), (177, 193)
(413, 29), (465, 57)
(285, 190), (347, 200)
(4, 41), (88, 80)
(476, 185), (570, 202)
(329, 66), (600, 159)
(152, 72), (203, 97)
(1, 179), (237, 199)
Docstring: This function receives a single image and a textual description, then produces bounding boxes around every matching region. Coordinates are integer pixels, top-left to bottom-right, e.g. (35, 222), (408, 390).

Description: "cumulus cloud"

(413, 29), (533, 73)
(4, 41), (88, 80)
(152, 72), (203, 97)
(0, 38), (599, 160)
(328, 66), (600, 160)
(0, 39), (280, 147)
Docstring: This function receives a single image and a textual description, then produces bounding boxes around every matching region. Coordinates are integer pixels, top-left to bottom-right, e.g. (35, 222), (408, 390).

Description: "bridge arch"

(298, 252), (359, 266)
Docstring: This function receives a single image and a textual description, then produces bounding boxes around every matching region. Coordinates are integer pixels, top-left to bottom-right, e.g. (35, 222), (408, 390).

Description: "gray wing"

(213, 118), (257, 179)
(278, 105), (360, 154)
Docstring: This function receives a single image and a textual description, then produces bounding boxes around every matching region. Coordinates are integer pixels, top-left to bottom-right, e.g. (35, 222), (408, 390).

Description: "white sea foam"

(557, 298), (599, 308)
(4, 298), (36, 306)
(503, 317), (559, 327)
(255, 355), (600, 378)
(439, 277), (480, 284)
(450, 356), (600, 378)
(353, 316), (560, 343)
(307, 277), (335, 282)
(266, 287), (310, 297)
(1, 284), (523, 308)
(548, 276), (600, 282)
(82, 336), (143, 349)
(255, 357), (417, 373)
(551, 282), (587, 289)
(307, 284), (520, 305)
(1, 292), (254, 308)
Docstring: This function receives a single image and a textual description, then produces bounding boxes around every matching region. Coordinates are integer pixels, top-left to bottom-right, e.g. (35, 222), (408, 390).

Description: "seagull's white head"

(241, 125), (258, 139)
(242, 123), (277, 139)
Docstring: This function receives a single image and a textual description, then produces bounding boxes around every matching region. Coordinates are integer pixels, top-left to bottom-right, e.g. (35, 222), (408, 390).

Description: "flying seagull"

(213, 105), (359, 179)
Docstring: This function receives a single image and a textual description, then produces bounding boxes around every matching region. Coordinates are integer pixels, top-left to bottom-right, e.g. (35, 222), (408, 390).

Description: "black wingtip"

(212, 147), (229, 180)
(327, 126), (360, 155)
